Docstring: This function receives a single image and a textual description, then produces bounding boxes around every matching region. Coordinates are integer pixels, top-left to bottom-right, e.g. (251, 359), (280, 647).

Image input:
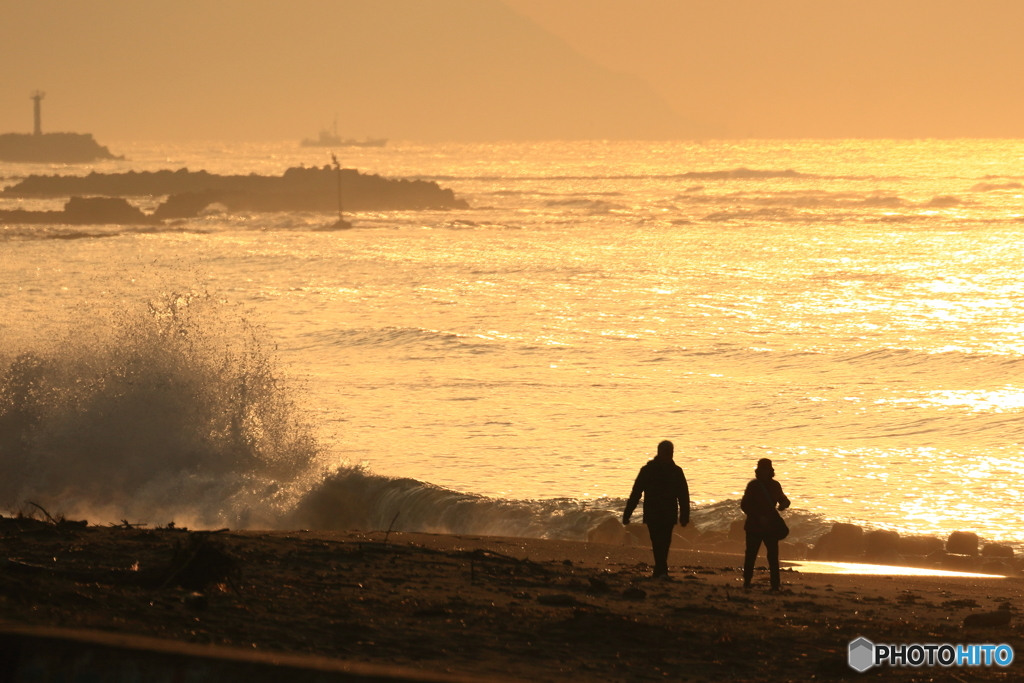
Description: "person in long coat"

(622, 440), (690, 578)
(740, 458), (791, 590)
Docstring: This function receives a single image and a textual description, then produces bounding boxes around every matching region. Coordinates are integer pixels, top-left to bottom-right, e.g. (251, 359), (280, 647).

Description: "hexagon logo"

(848, 637), (875, 672)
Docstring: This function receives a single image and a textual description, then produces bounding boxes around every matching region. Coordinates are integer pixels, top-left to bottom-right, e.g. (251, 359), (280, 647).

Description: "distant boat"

(300, 119), (386, 148)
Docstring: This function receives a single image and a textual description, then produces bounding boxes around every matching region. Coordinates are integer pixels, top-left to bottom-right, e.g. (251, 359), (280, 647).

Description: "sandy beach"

(1, 517), (1022, 682)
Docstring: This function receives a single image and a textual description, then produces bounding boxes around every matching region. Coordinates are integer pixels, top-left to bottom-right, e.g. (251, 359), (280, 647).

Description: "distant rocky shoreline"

(0, 165), (468, 225)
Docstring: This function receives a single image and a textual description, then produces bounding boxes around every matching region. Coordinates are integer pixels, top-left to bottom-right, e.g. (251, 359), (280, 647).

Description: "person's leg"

(659, 522), (674, 575)
(647, 522), (665, 576)
(647, 522), (673, 577)
(743, 530), (761, 588)
(766, 537), (781, 590)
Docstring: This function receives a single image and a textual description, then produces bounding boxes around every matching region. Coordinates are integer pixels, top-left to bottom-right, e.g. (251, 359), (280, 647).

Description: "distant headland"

(0, 91), (120, 163)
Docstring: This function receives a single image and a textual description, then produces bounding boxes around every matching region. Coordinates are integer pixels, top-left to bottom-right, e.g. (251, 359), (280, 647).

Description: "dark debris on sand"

(1, 520), (1023, 682)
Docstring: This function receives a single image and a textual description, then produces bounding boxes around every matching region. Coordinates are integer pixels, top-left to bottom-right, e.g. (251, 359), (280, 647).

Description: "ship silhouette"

(300, 117), (386, 148)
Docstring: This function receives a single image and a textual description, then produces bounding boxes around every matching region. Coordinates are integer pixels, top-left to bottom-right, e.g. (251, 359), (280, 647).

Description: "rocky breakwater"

(2, 165), (469, 219)
(586, 515), (1019, 574)
(807, 524), (1019, 575)
(585, 517), (813, 561)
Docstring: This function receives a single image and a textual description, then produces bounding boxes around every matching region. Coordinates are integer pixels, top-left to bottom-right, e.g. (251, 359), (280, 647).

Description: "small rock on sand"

(537, 594), (578, 607)
(963, 610), (1011, 628)
(182, 592), (208, 610)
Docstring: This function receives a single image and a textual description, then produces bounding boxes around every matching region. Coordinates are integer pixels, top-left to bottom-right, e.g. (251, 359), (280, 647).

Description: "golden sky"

(2, 0), (1022, 140)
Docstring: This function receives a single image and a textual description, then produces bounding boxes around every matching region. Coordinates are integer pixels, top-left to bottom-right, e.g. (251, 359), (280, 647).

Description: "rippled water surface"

(3, 140), (1024, 541)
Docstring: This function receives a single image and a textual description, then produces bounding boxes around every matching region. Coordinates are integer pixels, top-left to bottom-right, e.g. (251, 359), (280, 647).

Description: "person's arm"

(775, 481), (791, 511)
(740, 481), (755, 515)
(622, 469), (645, 525)
(678, 469), (690, 526)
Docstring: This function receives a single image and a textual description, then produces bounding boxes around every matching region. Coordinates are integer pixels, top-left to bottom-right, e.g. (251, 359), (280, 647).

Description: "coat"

(623, 458), (690, 526)
(740, 477), (790, 534)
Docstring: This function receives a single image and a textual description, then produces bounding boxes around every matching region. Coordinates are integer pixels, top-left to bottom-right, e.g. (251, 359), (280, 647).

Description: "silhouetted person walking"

(622, 440), (690, 578)
(741, 458), (791, 591)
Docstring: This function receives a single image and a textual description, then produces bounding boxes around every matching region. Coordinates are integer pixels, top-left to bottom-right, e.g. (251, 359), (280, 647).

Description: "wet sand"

(1, 520), (1022, 682)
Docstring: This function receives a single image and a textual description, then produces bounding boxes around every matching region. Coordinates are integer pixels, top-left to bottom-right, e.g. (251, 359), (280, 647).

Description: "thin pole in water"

(330, 152), (344, 221)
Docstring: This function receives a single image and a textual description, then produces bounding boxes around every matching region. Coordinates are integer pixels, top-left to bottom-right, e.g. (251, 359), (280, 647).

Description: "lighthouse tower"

(31, 91), (45, 136)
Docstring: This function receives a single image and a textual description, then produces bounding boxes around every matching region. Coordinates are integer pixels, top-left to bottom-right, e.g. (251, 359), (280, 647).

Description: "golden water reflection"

(788, 560), (1005, 578)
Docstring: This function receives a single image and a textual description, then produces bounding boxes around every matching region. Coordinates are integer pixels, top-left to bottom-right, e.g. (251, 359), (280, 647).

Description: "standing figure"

(622, 440), (690, 578)
(741, 458), (791, 591)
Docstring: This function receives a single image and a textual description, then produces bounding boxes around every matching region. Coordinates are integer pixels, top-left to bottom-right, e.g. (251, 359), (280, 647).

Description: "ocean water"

(3, 139), (1024, 546)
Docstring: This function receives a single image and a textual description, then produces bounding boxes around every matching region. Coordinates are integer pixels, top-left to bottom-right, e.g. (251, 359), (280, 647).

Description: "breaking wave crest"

(329, 326), (472, 349)
(0, 293), (324, 529)
(676, 192), (907, 208)
(288, 469), (830, 543)
(543, 198), (623, 213)
(289, 466), (616, 539)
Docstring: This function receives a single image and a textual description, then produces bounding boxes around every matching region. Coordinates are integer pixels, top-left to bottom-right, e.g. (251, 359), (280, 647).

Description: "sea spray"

(0, 291), (323, 528)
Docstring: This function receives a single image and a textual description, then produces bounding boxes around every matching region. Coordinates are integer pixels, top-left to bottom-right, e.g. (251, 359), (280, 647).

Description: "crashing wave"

(0, 292), (323, 529)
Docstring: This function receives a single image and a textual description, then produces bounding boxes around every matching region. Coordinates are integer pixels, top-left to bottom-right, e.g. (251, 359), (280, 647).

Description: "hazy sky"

(3, 0), (1023, 140)
(509, 0), (1024, 139)
(1, 0), (684, 142)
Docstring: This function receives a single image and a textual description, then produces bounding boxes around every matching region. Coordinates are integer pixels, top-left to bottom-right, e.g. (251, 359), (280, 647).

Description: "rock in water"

(809, 522), (865, 561)
(3, 166), (469, 215)
(947, 531), (979, 556)
(863, 529), (900, 561)
(62, 197), (152, 225)
(0, 197), (155, 226)
(981, 543), (1014, 559)
(898, 535), (944, 556)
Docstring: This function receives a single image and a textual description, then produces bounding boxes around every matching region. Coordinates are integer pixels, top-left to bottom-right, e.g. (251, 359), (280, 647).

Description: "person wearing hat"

(740, 458), (791, 590)
(622, 440), (690, 579)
